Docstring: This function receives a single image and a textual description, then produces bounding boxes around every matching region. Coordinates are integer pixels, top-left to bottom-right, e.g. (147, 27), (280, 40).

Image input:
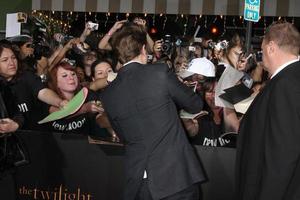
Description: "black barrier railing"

(0, 130), (236, 200)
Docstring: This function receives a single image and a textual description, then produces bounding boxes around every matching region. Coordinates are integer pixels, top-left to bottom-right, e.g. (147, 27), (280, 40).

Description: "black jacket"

(0, 77), (23, 127)
(100, 62), (206, 200)
(236, 61), (300, 200)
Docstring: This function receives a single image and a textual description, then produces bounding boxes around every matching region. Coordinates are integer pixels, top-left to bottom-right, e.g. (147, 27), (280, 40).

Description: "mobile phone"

(188, 46), (196, 52)
(147, 54), (153, 63)
(87, 22), (99, 31)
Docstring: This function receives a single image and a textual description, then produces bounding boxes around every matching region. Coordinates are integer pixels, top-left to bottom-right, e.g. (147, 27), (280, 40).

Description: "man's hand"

(59, 100), (69, 109)
(182, 118), (199, 137)
(133, 17), (146, 27)
(82, 101), (104, 114)
(108, 20), (127, 35)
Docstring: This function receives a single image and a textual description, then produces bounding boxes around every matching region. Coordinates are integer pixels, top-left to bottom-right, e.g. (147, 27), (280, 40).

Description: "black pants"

(136, 179), (200, 200)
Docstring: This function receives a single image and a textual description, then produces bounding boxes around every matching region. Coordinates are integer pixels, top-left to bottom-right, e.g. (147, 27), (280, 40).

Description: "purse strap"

(0, 91), (8, 119)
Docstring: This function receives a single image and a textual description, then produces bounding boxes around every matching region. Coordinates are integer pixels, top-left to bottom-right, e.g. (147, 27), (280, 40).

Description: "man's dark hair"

(110, 22), (147, 64)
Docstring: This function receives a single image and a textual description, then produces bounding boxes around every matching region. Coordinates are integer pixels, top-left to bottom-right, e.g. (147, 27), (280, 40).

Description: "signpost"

(244, 0), (261, 53)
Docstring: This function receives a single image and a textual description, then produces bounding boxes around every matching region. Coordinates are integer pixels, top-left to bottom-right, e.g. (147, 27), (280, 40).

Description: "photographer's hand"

(65, 38), (80, 50)
(203, 39), (213, 48)
(237, 54), (252, 71)
(98, 20), (127, 50)
(80, 22), (93, 42)
(182, 118), (199, 137)
(0, 118), (19, 134)
(133, 17), (154, 53)
(109, 20), (127, 35)
(133, 17), (146, 27)
(81, 101), (104, 114)
(153, 39), (162, 58)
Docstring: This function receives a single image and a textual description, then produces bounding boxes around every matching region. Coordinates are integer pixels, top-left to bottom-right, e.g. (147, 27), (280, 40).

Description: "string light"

(221, 16), (226, 37)
(105, 12), (109, 27)
(163, 15), (167, 30)
(174, 15), (179, 22)
(152, 14), (155, 26)
(60, 11), (63, 21)
(94, 13), (98, 22)
(183, 16), (188, 36)
(213, 16), (217, 23)
(233, 16), (236, 28)
(264, 17), (267, 34)
(194, 16), (198, 27)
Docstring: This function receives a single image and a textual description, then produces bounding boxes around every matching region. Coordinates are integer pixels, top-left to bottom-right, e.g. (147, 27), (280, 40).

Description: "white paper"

(215, 66), (244, 108)
(234, 94), (257, 114)
(179, 110), (208, 119)
(107, 72), (118, 82)
(6, 13), (21, 38)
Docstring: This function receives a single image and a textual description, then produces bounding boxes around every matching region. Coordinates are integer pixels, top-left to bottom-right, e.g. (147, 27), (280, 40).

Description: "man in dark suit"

(236, 22), (300, 200)
(100, 23), (206, 200)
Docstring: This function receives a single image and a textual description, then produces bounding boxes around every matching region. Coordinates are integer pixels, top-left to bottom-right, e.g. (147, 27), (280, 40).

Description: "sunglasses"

(25, 43), (33, 48)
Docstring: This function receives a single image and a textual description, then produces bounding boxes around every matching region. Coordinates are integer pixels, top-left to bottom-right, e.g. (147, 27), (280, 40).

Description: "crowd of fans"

(0, 17), (270, 148)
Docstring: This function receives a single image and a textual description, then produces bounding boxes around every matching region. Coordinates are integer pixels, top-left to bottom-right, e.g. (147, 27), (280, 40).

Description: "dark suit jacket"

(236, 60), (300, 200)
(100, 62), (206, 200)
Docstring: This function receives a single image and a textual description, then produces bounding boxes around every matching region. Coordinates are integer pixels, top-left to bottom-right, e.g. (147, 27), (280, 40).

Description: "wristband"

(106, 32), (113, 36)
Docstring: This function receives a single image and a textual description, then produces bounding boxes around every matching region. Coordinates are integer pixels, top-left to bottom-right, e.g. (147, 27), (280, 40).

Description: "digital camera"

(161, 35), (173, 55)
(255, 51), (263, 62)
(87, 22), (99, 31)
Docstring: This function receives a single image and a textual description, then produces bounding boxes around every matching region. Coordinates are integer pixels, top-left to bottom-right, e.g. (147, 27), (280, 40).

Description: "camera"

(87, 22), (99, 31)
(33, 43), (51, 60)
(147, 54), (153, 63)
(161, 35), (173, 55)
(53, 33), (74, 45)
(72, 42), (90, 55)
(188, 46), (196, 52)
(208, 40), (229, 50)
(255, 51), (263, 62)
(17, 12), (27, 23)
(207, 41), (216, 49)
(215, 40), (229, 51)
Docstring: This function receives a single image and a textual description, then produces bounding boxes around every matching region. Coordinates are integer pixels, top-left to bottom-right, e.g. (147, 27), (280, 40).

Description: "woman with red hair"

(45, 61), (103, 134)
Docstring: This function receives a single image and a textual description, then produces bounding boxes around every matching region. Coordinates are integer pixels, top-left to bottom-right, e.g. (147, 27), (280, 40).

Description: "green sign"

(38, 87), (88, 124)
